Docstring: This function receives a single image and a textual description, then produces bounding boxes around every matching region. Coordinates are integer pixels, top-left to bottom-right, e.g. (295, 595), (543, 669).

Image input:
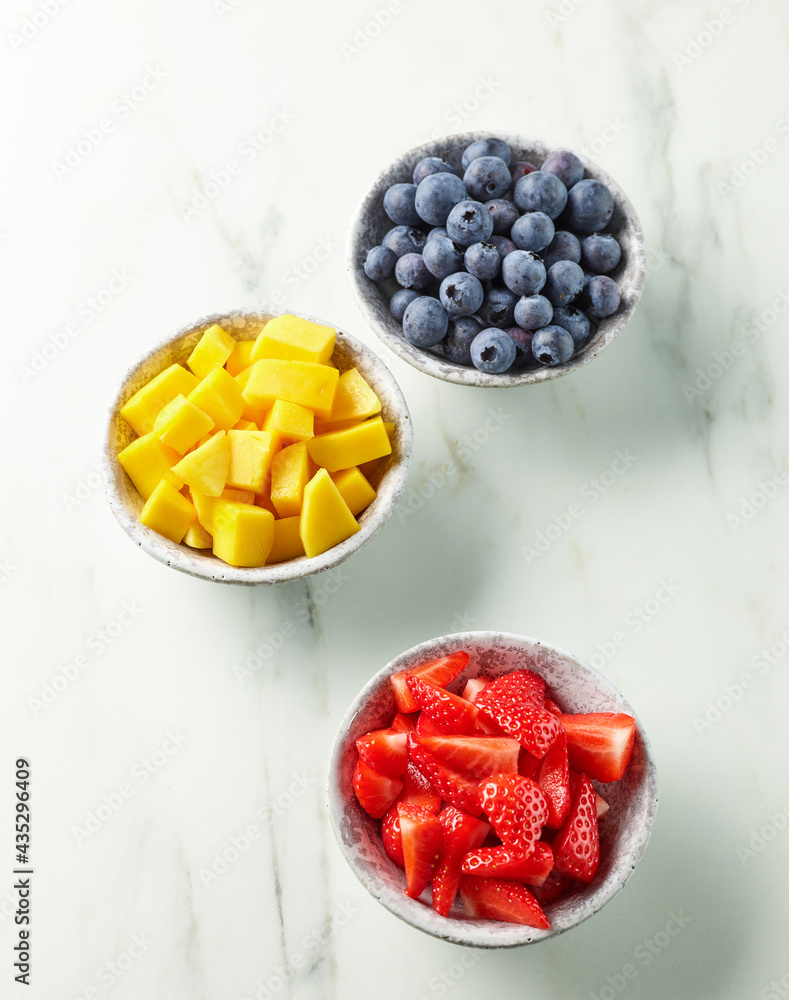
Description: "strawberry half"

(356, 729), (408, 775)
(461, 842), (554, 887)
(475, 670), (546, 710)
(479, 774), (549, 855)
(431, 806), (490, 917)
(390, 712), (417, 734)
(397, 761), (442, 814)
(405, 675), (478, 734)
(415, 712), (445, 737)
(459, 875), (550, 929)
(535, 731), (570, 828)
(407, 734), (482, 816)
(553, 772), (600, 883)
(416, 735), (520, 779)
(382, 805), (404, 867)
(390, 651), (470, 712)
(353, 759), (403, 819)
(559, 713), (636, 782)
(476, 695), (562, 758)
(399, 803), (444, 899)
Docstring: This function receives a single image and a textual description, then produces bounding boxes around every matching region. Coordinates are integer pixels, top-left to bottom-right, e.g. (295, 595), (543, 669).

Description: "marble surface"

(3, 0), (789, 997)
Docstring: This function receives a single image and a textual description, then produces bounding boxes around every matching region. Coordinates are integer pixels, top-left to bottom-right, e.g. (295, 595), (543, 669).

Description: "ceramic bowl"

(347, 132), (646, 387)
(103, 308), (413, 585)
(327, 631), (657, 948)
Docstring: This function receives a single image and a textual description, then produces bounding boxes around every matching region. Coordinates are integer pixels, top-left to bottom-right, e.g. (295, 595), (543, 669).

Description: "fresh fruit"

(398, 761), (442, 813)
(414, 172), (468, 226)
(416, 735), (520, 778)
(459, 875), (550, 929)
(399, 804), (444, 898)
(463, 156), (511, 202)
(477, 286), (517, 328)
(476, 685), (560, 757)
(462, 138), (512, 169)
(412, 156), (458, 184)
(531, 325), (575, 367)
(395, 253), (433, 291)
(479, 774), (549, 855)
(543, 260), (585, 307)
(513, 294), (553, 331)
(552, 306), (591, 347)
(585, 275), (621, 318)
(432, 806), (490, 916)
(502, 250), (546, 297)
(513, 170), (568, 219)
(463, 242), (501, 281)
(407, 734), (483, 816)
(382, 226), (427, 258)
(404, 675), (478, 734)
(352, 758), (403, 819)
(541, 230), (582, 270)
(511, 211), (555, 253)
(462, 842), (554, 886)
(552, 773), (600, 883)
(443, 316), (483, 365)
(423, 236), (464, 280)
(390, 650), (470, 712)
(363, 246), (397, 282)
(540, 149), (584, 189)
(439, 272), (485, 318)
(559, 713), (636, 782)
(402, 296), (449, 347)
(581, 233), (621, 274)
(470, 328), (517, 374)
(535, 732), (571, 829)
(382, 805), (404, 867)
(563, 178), (614, 233)
(383, 182), (421, 226)
(356, 729), (408, 775)
(446, 200), (494, 247)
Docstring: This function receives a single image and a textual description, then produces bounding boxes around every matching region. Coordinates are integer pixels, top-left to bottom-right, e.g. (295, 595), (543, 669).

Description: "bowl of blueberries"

(347, 132), (646, 387)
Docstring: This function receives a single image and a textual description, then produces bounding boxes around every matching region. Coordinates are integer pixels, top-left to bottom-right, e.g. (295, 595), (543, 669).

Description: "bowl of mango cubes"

(104, 309), (413, 585)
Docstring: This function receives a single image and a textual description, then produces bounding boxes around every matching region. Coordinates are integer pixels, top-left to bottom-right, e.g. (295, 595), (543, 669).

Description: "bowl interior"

(347, 131), (647, 387)
(328, 631), (657, 948)
(104, 308), (413, 586)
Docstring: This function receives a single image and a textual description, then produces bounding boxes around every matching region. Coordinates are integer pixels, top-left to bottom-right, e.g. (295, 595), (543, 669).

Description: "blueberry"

(541, 230), (582, 270)
(489, 235), (517, 259)
(422, 236), (464, 279)
(531, 325), (575, 366)
(504, 327), (535, 368)
(463, 156), (512, 202)
(584, 275), (620, 317)
(510, 161), (537, 185)
(446, 199), (494, 247)
(382, 226), (427, 258)
(443, 315), (483, 365)
(464, 241), (501, 281)
(513, 294), (553, 331)
(477, 286), (517, 328)
(402, 296), (449, 347)
(363, 245), (397, 282)
(462, 138), (512, 170)
(426, 226), (448, 243)
(414, 172), (467, 226)
(513, 171), (568, 219)
(543, 260), (584, 307)
(511, 211), (555, 253)
(412, 156), (458, 185)
(581, 234), (621, 274)
(439, 271), (485, 317)
(563, 179), (614, 234)
(383, 183), (421, 226)
(470, 328), (517, 373)
(486, 198), (520, 234)
(501, 250), (547, 297)
(389, 288), (419, 322)
(395, 253), (434, 290)
(540, 149), (584, 189)
(553, 306), (591, 346)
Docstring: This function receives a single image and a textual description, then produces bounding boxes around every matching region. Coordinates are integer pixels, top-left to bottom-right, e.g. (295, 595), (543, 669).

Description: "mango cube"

(118, 433), (183, 501)
(184, 520), (213, 549)
(268, 516), (305, 563)
(226, 430), (278, 493)
(153, 394), (215, 455)
(120, 365), (198, 436)
(172, 431), (229, 497)
(139, 480), (196, 543)
(243, 359), (338, 419)
(225, 339), (256, 377)
(187, 324), (236, 380)
(326, 368), (381, 424)
(188, 366), (245, 431)
(233, 419), (258, 431)
(307, 416), (391, 472)
(300, 469), (360, 558)
(270, 441), (312, 518)
(251, 314), (335, 365)
(222, 487), (255, 504)
(212, 501), (275, 567)
(262, 399), (314, 445)
(331, 467), (376, 517)
(191, 492), (218, 533)
(235, 367), (270, 425)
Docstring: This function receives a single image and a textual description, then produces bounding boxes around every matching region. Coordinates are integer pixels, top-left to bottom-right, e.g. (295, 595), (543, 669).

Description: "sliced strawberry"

(553, 772), (599, 883)
(397, 761), (442, 813)
(476, 696), (562, 758)
(543, 696), (562, 716)
(405, 675), (478, 734)
(431, 806), (490, 916)
(518, 748), (540, 779)
(475, 670), (546, 710)
(407, 734), (482, 816)
(461, 842), (554, 887)
(416, 735), (520, 779)
(461, 677), (489, 703)
(381, 805), (404, 867)
(415, 711), (445, 737)
(399, 803), (444, 899)
(535, 731), (571, 828)
(459, 875), (550, 929)
(356, 729), (408, 775)
(390, 712), (417, 734)
(559, 713), (636, 783)
(479, 774), (549, 855)
(595, 792), (609, 819)
(390, 651), (471, 712)
(352, 759), (403, 819)
(532, 868), (580, 906)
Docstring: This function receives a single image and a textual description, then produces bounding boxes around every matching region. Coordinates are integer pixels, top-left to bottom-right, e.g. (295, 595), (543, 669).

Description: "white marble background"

(2, 0), (789, 997)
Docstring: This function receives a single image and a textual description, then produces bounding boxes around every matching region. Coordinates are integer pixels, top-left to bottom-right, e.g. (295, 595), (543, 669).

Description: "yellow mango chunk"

(233, 419), (258, 431)
(327, 368), (381, 424)
(184, 520), (213, 549)
(226, 430), (278, 493)
(191, 492), (218, 533)
(270, 441), (312, 518)
(222, 487), (255, 504)
(188, 366), (245, 431)
(118, 433), (183, 501)
(226, 339), (255, 377)
(262, 399), (314, 445)
(187, 324), (236, 380)
(153, 394), (215, 455)
(244, 359), (338, 419)
(300, 469), (360, 558)
(268, 516), (305, 563)
(172, 431), (229, 497)
(251, 314), (335, 365)
(383, 421), (395, 441)
(307, 416), (391, 472)
(120, 364), (198, 436)
(139, 480), (196, 543)
(330, 467), (376, 517)
(254, 492), (278, 517)
(212, 501), (275, 567)
(235, 367), (270, 424)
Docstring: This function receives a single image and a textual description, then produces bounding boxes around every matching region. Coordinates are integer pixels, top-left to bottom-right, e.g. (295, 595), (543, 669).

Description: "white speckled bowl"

(103, 308), (413, 586)
(347, 132), (646, 387)
(328, 632), (657, 948)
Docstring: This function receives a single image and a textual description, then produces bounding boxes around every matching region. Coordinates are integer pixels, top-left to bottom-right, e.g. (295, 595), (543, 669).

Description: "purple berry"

(389, 288), (419, 322)
(513, 171), (568, 219)
(412, 156), (458, 185)
(423, 236), (464, 279)
(477, 286), (517, 328)
(514, 294), (553, 331)
(463, 156), (512, 202)
(395, 253), (433, 290)
(486, 198), (520, 234)
(581, 234), (621, 274)
(363, 245), (397, 282)
(446, 199), (494, 247)
(511, 212), (555, 253)
(382, 226), (427, 258)
(584, 275), (620, 317)
(541, 230), (581, 270)
(489, 235), (516, 260)
(541, 149), (584, 189)
(462, 138), (512, 170)
(414, 172), (467, 226)
(501, 250), (547, 297)
(439, 271), (485, 317)
(443, 316), (482, 365)
(563, 179), (614, 234)
(543, 260), (584, 307)
(531, 325), (575, 366)
(470, 328), (517, 373)
(402, 296), (448, 347)
(383, 183), (421, 226)
(464, 242), (501, 281)
(553, 306), (591, 346)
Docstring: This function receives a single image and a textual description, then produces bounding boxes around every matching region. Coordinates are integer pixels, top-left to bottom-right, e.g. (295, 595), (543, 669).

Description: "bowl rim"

(102, 306), (414, 586)
(346, 130), (647, 387)
(327, 630), (658, 948)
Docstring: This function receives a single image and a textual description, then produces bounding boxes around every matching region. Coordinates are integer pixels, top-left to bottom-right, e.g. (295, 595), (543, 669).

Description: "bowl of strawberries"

(327, 631), (658, 947)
